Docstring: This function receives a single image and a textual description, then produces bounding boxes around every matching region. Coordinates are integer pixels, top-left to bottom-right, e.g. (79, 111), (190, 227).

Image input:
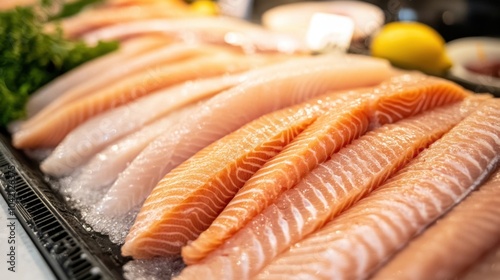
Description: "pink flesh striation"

(372, 167), (500, 280)
(253, 99), (500, 280)
(176, 97), (481, 280)
(98, 55), (392, 218)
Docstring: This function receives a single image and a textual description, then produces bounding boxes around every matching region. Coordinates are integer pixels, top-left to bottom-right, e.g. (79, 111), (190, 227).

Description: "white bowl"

(262, 1), (384, 42)
(446, 37), (500, 89)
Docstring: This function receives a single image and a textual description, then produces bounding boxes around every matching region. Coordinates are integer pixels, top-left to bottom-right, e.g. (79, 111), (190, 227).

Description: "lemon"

(371, 22), (452, 76)
(190, 0), (218, 16)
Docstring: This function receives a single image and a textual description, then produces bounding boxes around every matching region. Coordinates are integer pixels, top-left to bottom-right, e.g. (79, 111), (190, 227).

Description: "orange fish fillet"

(121, 89), (371, 259)
(459, 241), (500, 280)
(254, 99), (500, 280)
(175, 98), (484, 280)
(372, 167), (500, 280)
(181, 74), (470, 264)
(12, 52), (277, 149)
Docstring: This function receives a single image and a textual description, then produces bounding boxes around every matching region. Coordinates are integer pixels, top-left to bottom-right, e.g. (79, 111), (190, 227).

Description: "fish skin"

(254, 99), (500, 280)
(25, 35), (172, 118)
(13, 52), (270, 149)
(372, 167), (500, 280)
(99, 55), (392, 221)
(40, 70), (245, 177)
(23, 43), (228, 131)
(181, 74), (470, 264)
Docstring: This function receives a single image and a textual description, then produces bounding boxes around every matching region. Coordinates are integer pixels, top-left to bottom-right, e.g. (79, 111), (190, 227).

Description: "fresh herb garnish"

(0, 2), (118, 126)
(49, 0), (104, 20)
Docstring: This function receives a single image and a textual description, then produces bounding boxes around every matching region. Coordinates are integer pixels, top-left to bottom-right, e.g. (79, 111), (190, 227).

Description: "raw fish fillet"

(56, 2), (194, 38)
(26, 35), (171, 117)
(82, 17), (308, 54)
(176, 100), (481, 280)
(40, 70), (245, 177)
(372, 167), (500, 280)
(13, 52), (270, 149)
(23, 43), (224, 130)
(71, 102), (200, 191)
(105, 0), (185, 7)
(254, 99), (500, 280)
(182, 74), (470, 264)
(100, 55), (392, 220)
(121, 87), (385, 258)
(459, 241), (500, 280)
(120, 100), (324, 257)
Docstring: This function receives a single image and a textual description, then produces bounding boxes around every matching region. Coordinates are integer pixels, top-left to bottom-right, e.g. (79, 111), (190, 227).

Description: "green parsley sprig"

(0, 1), (117, 126)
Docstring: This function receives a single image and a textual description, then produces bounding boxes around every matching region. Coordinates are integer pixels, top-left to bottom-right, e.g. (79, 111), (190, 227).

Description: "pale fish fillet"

(0, 0), (36, 10)
(182, 74), (471, 264)
(459, 241), (500, 280)
(40, 68), (246, 177)
(104, 0), (186, 7)
(71, 101), (200, 194)
(82, 17), (308, 54)
(120, 90), (361, 258)
(55, 2), (195, 39)
(176, 99), (482, 280)
(13, 52), (270, 149)
(23, 43), (226, 131)
(99, 54), (392, 219)
(254, 99), (500, 280)
(372, 167), (500, 280)
(26, 35), (172, 118)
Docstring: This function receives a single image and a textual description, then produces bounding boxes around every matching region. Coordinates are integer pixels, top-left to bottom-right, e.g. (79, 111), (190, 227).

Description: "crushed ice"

(123, 257), (185, 280)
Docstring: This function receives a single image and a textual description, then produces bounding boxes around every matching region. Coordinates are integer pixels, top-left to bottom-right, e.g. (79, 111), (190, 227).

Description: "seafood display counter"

(0, 132), (128, 279)
(1, 1), (500, 280)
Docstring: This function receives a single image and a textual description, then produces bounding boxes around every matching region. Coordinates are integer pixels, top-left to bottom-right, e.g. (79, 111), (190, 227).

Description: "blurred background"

(251, 0), (500, 41)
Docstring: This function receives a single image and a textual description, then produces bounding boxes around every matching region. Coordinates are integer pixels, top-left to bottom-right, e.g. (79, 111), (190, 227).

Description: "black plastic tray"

(0, 132), (128, 280)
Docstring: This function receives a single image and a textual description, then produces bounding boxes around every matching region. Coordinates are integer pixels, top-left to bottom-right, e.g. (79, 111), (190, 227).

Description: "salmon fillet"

(459, 241), (500, 280)
(121, 105), (320, 257)
(372, 167), (500, 280)
(98, 55), (393, 220)
(175, 98), (484, 280)
(13, 52), (273, 149)
(120, 90), (368, 258)
(254, 99), (500, 280)
(181, 74), (470, 264)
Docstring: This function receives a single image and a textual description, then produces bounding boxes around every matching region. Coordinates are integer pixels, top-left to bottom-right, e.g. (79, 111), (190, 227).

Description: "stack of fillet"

(10, 1), (500, 279)
(120, 73), (500, 280)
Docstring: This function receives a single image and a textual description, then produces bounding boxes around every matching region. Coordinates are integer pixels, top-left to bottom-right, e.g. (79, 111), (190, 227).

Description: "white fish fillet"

(82, 17), (308, 53)
(24, 43), (226, 131)
(40, 71), (244, 177)
(26, 35), (171, 117)
(70, 102), (201, 191)
(97, 54), (393, 217)
(57, 2), (194, 39)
